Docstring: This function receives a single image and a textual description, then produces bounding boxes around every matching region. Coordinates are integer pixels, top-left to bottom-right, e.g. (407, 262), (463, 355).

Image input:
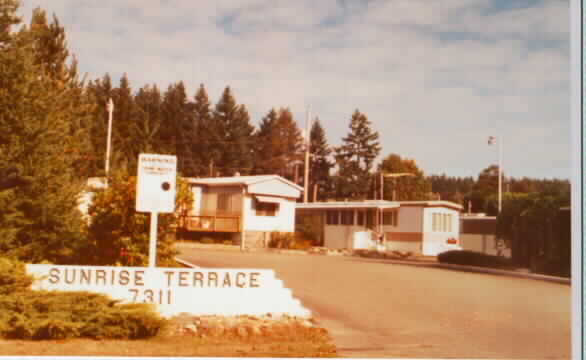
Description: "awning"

(255, 195), (282, 204)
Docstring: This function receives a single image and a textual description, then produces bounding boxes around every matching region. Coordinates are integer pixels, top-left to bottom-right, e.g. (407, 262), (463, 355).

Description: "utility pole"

(105, 98), (114, 187)
(303, 107), (311, 203)
(488, 135), (503, 213)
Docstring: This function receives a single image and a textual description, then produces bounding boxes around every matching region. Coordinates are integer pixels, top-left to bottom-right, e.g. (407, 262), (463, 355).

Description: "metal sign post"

(136, 154), (177, 268)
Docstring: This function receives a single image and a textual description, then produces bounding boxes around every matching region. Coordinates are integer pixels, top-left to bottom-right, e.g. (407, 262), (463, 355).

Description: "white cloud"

(16, 0), (570, 179)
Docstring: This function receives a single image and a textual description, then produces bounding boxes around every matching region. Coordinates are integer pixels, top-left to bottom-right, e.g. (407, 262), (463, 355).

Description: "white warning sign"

(136, 153), (177, 213)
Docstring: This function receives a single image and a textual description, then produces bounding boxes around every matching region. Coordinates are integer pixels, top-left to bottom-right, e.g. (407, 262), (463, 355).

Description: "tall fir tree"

(159, 82), (193, 174)
(85, 73), (114, 176)
(132, 84), (162, 155)
(0, 2), (89, 263)
(274, 108), (303, 181)
(190, 83), (212, 176)
(334, 109), (381, 200)
(211, 86), (255, 176)
(111, 73), (137, 173)
(253, 108), (279, 175)
(309, 118), (333, 201)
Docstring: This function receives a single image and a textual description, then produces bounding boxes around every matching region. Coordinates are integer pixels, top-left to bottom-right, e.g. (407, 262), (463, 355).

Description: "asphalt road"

(177, 246), (571, 359)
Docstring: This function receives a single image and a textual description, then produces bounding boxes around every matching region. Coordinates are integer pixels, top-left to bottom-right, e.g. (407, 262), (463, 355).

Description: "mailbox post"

(136, 154), (177, 267)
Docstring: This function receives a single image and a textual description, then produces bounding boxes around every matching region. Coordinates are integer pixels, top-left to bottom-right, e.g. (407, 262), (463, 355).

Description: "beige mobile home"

(183, 175), (303, 247)
(296, 200), (462, 256)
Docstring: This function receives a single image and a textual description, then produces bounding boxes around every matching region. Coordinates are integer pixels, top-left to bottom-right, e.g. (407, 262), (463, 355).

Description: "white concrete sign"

(136, 153), (176, 213)
(26, 264), (311, 318)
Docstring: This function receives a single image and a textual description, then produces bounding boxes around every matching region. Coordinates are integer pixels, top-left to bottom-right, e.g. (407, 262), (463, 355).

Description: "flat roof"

(296, 200), (462, 211)
(296, 201), (399, 210)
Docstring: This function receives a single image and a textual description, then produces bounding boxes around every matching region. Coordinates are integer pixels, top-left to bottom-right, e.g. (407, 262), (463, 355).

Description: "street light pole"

(303, 107), (311, 203)
(105, 98), (114, 187)
(488, 135), (503, 213)
(381, 172), (416, 201)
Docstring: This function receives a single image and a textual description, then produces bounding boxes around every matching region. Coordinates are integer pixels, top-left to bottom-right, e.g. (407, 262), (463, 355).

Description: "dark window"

(340, 210), (354, 225)
(326, 211), (339, 225)
(382, 212), (392, 225)
(217, 193), (230, 212)
(357, 211), (365, 226)
(254, 199), (278, 216)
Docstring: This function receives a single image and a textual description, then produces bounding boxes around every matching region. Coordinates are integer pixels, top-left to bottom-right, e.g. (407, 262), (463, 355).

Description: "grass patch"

(0, 333), (337, 357)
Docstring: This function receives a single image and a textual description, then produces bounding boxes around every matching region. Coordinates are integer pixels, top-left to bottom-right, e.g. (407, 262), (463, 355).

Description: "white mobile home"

(183, 175), (303, 247)
(296, 200), (462, 256)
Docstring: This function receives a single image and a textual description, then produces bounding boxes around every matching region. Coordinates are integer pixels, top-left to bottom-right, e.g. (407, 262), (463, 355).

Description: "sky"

(17, 0), (570, 179)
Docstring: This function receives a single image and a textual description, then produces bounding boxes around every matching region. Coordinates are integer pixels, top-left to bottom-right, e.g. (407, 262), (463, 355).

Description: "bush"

(437, 250), (514, 269)
(268, 232), (295, 249)
(0, 258), (167, 340)
(86, 172), (193, 266)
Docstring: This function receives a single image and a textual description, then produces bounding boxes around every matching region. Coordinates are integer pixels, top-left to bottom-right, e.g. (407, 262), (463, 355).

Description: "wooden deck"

(179, 211), (241, 233)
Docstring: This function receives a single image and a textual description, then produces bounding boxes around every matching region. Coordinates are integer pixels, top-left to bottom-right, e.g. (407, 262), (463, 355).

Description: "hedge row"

(0, 257), (167, 340)
(437, 250), (514, 269)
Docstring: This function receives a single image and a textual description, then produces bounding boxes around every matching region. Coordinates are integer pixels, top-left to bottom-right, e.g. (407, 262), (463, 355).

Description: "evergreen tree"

(159, 82), (193, 174)
(190, 83), (212, 176)
(111, 73), (137, 173)
(309, 118), (333, 201)
(0, 3), (88, 263)
(0, 0), (19, 46)
(211, 86), (255, 176)
(274, 107), (303, 181)
(85, 73), (114, 176)
(334, 109), (381, 200)
(132, 84), (162, 155)
(253, 108), (279, 175)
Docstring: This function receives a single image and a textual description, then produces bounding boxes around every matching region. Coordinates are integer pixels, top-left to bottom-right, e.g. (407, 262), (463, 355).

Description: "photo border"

(571, 0), (584, 359)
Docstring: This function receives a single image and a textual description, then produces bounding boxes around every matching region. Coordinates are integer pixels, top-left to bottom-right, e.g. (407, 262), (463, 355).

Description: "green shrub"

(437, 250), (514, 269)
(0, 258), (167, 340)
(269, 232), (295, 249)
(200, 236), (215, 244)
(86, 173), (193, 266)
(0, 257), (33, 295)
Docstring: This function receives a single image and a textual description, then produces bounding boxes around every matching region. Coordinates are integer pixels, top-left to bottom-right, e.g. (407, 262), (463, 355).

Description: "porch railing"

(179, 211), (241, 233)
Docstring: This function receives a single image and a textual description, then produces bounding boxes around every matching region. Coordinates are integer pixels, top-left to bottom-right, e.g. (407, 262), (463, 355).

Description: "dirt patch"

(0, 314), (338, 358)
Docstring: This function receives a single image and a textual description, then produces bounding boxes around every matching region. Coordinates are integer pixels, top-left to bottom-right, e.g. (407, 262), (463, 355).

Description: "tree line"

(0, 2), (571, 267)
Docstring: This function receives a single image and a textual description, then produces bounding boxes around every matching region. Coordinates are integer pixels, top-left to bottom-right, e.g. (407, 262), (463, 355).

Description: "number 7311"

(128, 288), (172, 305)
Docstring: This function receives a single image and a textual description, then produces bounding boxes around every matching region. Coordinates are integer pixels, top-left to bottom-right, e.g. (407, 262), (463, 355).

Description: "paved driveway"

(177, 245), (571, 359)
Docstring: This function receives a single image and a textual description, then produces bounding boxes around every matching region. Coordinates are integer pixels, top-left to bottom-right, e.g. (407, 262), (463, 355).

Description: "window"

(382, 211), (392, 225)
(357, 212), (363, 225)
(326, 211), (339, 225)
(432, 212), (453, 232)
(340, 210), (354, 225)
(217, 193), (230, 212)
(254, 199), (278, 216)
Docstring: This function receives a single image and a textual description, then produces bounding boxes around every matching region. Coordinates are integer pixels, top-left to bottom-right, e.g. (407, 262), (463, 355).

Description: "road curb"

(432, 262), (571, 285)
(174, 257), (200, 268)
(353, 256), (570, 285)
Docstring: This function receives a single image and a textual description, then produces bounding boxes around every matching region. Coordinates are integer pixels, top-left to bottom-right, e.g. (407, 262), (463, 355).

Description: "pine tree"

(211, 86), (255, 176)
(191, 83), (212, 176)
(85, 73), (114, 176)
(334, 109), (381, 200)
(0, 3), (89, 263)
(272, 108), (303, 181)
(253, 108), (279, 175)
(111, 73), (137, 172)
(309, 118), (333, 201)
(159, 82), (193, 174)
(132, 84), (162, 155)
